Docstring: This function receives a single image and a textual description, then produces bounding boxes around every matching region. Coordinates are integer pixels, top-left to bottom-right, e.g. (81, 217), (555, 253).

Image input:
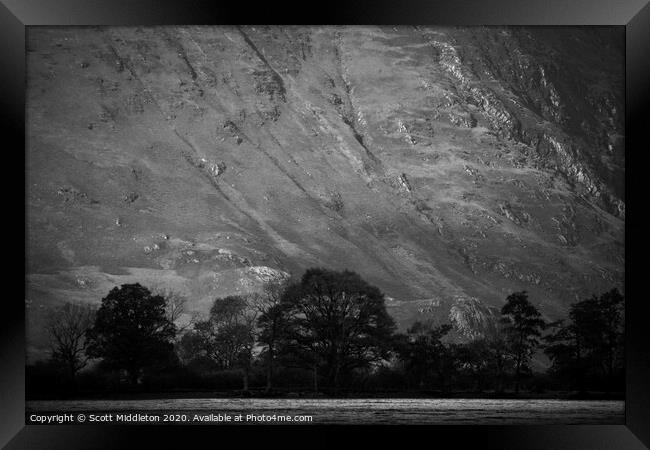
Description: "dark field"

(27, 398), (624, 424)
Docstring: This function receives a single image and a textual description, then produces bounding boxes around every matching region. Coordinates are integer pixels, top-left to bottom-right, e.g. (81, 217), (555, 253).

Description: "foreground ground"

(26, 398), (625, 425)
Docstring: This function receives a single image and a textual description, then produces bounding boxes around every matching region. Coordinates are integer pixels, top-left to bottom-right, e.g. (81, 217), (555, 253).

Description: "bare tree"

(189, 295), (259, 391)
(152, 287), (194, 334)
(253, 280), (289, 392)
(46, 301), (96, 380)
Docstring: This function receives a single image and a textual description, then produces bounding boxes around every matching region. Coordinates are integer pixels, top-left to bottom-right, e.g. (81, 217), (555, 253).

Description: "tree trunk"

(328, 352), (341, 390)
(265, 348), (274, 393)
(67, 363), (78, 389)
(128, 369), (139, 387)
(575, 339), (585, 394)
(495, 354), (504, 394)
(606, 346), (614, 393)
(438, 368), (446, 393)
(515, 330), (524, 395)
(67, 362), (75, 380)
(242, 368), (249, 392)
(333, 364), (341, 390)
(514, 360), (521, 395)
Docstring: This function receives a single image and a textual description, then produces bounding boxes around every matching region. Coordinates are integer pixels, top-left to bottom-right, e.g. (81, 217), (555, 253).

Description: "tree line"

(28, 268), (624, 398)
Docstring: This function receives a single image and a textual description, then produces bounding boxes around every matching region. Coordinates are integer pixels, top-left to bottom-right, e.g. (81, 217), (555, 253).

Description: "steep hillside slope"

(26, 26), (624, 360)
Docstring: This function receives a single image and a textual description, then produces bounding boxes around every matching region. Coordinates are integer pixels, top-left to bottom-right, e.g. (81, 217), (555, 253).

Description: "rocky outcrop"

(420, 28), (624, 219)
(449, 296), (498, 340)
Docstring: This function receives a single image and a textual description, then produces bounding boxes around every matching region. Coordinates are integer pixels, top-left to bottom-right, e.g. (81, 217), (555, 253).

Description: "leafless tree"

(190, 295), (259, 391)
(152, 287), (194, 334)
(46, 301), (96, 380)
(254, 280), (290, 392)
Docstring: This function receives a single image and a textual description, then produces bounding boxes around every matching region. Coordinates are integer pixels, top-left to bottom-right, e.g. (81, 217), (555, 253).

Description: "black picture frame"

(4, 0), (648, 448)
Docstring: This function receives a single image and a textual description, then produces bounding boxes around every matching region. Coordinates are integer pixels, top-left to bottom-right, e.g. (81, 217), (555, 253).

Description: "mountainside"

(26, 26), (624, 361)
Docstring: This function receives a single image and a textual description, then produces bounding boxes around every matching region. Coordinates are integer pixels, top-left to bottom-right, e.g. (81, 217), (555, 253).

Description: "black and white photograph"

(24, 25), (627, 425)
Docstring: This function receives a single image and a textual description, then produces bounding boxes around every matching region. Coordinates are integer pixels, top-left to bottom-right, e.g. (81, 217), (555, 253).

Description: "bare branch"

(46, 301), (96, 377)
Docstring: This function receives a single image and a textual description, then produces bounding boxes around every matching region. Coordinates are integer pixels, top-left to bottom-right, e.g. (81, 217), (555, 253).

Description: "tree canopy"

(545, 288), (624, 391)
(31, 271), (624, 398)
(275, 268), (396, 388)
(184, 295), (258, 390)
(86, 283), (176, 384)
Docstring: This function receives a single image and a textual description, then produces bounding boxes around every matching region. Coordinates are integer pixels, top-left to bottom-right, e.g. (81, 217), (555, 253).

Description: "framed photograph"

(3, 0), (648, 448)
